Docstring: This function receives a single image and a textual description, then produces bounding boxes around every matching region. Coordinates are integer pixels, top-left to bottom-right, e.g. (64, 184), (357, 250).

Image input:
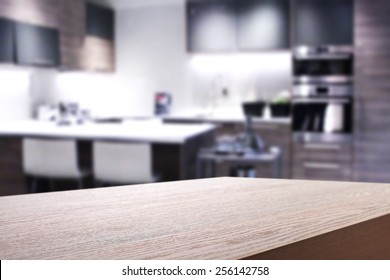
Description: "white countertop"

(165, 108), (291, 125)
(0, 119), (216, 144)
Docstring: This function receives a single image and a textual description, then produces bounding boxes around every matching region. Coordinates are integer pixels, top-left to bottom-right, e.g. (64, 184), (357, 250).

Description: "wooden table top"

(1, 177), (390, 260)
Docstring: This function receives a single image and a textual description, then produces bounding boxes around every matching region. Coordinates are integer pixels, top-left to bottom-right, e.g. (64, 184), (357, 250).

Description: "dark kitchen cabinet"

(237, 0), (290, 50)
(187, 0), (236, 52)
(292, 142), (353, 181)
(0, 18), (15, 63)
(82, 2), (115, 72)
(15, 22), (60, 67)
(0, 0), (83, 70)
(293, 0), (353, 46)
(59, 0), (86, 70)
(86, 2), (114, 41)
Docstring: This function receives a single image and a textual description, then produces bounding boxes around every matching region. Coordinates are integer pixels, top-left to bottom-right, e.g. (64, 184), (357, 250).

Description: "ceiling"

(91, 0), (184, 9)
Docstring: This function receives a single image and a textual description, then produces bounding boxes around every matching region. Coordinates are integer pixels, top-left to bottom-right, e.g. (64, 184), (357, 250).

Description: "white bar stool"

(22, 138), (89, 192)
(92, 141), (158, 186)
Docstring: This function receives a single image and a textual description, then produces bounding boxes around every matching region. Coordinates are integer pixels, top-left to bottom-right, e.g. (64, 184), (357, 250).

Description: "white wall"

(0, 68), (31, 120)
(189, 52), (292, 110)
(54, 73), (155, 117)
(115, 3), (191, 113)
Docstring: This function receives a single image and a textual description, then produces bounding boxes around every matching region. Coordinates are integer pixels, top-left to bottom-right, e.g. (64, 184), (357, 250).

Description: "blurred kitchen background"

(0, 0), (388, 196)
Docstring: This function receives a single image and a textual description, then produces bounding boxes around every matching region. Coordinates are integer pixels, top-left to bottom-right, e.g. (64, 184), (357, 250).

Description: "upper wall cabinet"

(81, 2), (115, 72)
(187, 0), (236, 52)
(237, 0), (290, 50)
(15, 22), (60, 67)
(186, 0), (290, 52)
(293, 0), (354, 46)
(0, 18), (15, 63)
(59, 0), (86, 70)
(0, 0), (116, 72)
(0, 18), (60, 67)
(87, 2), (114, 41)
(0, 0), (75, 69)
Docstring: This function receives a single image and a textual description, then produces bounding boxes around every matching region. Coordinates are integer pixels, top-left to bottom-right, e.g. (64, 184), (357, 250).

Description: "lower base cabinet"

(292, 142), (353, 181)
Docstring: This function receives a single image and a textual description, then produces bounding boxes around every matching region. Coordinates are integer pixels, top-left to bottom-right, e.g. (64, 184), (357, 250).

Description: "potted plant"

(242, 100), (266, 117)
(269, 93), (291, 118)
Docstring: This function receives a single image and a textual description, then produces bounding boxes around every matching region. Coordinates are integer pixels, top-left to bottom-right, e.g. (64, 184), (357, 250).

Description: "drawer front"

(293, 161), (352, 181)
(293, 142), (352, 163)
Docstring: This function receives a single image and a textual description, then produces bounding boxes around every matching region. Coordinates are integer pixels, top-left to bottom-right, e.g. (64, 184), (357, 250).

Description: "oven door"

(293, 83), (353, 98)
(293, 56), (353, 84)
(292, 97), (353, 143)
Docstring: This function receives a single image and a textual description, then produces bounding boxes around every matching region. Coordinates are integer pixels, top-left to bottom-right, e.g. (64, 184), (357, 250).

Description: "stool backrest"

(23, 138), (81, 178)
(93, 141), (153, 184)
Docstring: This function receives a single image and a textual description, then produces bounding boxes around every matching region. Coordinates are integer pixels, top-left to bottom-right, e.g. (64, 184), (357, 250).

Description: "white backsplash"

(3, 50), (293, 121)
(189, 52), (292, 111)
(29, 70), (156, 119)
(0, 68), (32, 120)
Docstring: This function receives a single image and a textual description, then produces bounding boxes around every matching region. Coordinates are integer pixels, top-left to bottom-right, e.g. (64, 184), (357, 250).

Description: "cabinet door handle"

(304, 143), (341, 151)
(303, 162), (341, 170)
(293, 97), (350, 104)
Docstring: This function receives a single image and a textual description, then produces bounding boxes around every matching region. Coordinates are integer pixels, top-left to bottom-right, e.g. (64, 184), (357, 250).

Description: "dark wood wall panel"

(80, 36), (115, 72)
(59, 0), (85, 70)
(0, 137), (26, 197)
(354, 0), (390, 183)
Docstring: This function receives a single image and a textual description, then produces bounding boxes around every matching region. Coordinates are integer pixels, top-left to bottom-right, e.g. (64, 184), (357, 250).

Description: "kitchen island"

(0, 119), (215, 144)
(0, 120), (215, 196)
(164, 108), (291, 124)
(1, 177), (390, 259)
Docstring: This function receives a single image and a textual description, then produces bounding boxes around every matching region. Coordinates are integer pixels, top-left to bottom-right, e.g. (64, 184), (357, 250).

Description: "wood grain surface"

(354, 0), (390, 183)
(1, 177), (390, 260)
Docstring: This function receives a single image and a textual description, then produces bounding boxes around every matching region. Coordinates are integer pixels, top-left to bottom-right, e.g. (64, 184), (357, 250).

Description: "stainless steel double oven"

(292, 46), (354, 144)
(291, 46), (354, 181)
